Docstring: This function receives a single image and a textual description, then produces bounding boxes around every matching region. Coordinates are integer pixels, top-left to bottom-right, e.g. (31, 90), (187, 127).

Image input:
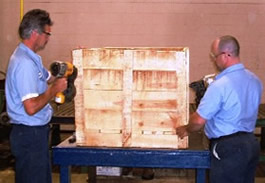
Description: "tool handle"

(55, 92), (65, 104)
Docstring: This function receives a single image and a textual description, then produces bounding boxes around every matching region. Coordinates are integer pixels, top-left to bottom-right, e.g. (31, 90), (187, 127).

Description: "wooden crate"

(73, 47), (189, 149)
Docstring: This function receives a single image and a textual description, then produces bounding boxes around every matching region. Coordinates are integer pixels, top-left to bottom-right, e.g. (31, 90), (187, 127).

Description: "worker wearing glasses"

(176, 35), (263, 183)
(5, 9), (67, 183)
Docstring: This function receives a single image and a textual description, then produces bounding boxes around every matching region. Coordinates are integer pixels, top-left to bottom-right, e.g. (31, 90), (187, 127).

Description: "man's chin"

(37, 45), (47, 52)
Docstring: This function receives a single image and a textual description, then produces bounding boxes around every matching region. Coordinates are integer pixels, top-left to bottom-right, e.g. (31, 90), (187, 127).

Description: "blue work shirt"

(197, 63), (263, 139)
(5, 43), (53, 126)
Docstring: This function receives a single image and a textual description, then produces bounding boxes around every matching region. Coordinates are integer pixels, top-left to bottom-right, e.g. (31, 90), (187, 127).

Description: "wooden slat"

(133, 71), (177, 91)
(84, 90), (123, 110)
(82, 49), (124, 70)
(131, 133), (188, 149)
(84, 109), (122, 130)
(122, 50), (133, 146)
(132, 91), (179, 111)
(72, 49), (86, 143)
(80, 131), (123, 147)
(83, 69), (123, 90)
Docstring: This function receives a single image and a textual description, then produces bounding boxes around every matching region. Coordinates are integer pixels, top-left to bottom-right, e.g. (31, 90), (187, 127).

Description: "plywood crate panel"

(73, 47), (189, 149)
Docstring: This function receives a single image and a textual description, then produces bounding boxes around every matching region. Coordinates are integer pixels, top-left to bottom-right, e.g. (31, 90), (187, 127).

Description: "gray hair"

(19, 9), (53, 39)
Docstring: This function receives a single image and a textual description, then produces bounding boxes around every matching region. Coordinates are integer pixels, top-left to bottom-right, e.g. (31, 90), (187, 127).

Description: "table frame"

(52, 140), (210, 183)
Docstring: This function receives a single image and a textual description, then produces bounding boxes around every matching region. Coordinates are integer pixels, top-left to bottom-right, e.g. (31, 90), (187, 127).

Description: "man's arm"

(23, 77), (67, 115)
(176, 112), (206, 139)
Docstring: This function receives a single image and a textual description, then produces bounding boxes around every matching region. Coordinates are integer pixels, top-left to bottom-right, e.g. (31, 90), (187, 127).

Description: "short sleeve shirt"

(5, 43), (53, 126)
(197, 63), (263, 139)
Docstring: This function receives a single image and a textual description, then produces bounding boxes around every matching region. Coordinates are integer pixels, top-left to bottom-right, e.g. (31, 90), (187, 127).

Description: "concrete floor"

(1, 168), (265, 183)
(0, 169), (195, 183)
(1, 125), (265, 183)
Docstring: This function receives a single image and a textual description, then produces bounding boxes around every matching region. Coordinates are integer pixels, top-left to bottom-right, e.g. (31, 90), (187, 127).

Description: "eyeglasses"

(42, 31), (52, 36)
(210, 52), (230, 60)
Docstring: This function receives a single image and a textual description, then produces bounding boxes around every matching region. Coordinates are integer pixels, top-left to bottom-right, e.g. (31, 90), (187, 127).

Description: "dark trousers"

(209, 132), (260, 183)
(10, 124), (51, 183)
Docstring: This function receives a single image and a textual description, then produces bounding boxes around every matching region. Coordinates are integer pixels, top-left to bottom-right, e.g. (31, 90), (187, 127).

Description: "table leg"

(88, 167), (97, 183)
(60, 165), (71, 183)
(195, 168), (206, 183)
(51, 124), (61, 146)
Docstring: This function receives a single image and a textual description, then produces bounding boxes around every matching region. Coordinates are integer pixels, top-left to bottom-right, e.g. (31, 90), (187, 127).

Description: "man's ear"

(31, 30), (39, 39)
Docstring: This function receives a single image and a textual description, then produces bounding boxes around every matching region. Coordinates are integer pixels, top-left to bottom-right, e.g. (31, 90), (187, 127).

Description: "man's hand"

(176, 125), (189, 139)
(175, 112), (206, 139)
(51, 77), (67, 94)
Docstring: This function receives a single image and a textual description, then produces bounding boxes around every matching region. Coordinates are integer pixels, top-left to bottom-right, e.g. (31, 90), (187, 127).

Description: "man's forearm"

(187, 112), (206, 133)
(23, 86), (56, 115)
(186, 122), (204, 133)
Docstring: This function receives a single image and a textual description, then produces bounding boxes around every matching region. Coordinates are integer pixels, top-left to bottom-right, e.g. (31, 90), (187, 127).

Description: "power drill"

(189, 74), (216, 108)
(50, 61), (78, 104)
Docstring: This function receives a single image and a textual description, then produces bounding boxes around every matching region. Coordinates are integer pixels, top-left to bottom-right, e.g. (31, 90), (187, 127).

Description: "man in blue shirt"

(176, 35), (263, 183)
(5, 9), (67, 183)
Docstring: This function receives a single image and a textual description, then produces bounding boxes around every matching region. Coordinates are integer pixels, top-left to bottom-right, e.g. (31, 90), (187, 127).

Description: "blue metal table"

(52, 138), (210, 183)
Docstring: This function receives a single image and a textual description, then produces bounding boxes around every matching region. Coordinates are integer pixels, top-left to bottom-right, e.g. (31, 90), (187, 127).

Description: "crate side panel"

(130, 49), (189, 148)
(74, 48), (189, 148)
